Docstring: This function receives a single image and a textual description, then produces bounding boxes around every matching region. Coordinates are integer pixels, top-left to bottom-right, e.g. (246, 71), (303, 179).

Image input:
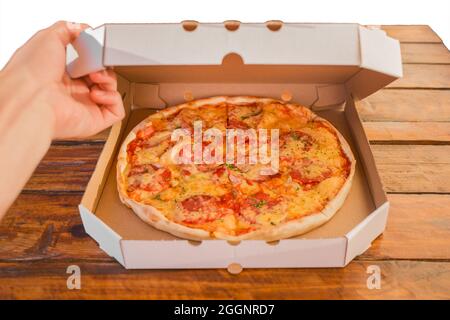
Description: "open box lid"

(66, 22), (402, 103)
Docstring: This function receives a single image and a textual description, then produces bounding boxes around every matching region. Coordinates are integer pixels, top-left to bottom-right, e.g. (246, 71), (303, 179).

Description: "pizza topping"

(226, 163), (278, 189)
(181, 195), (211, 212)
(136, 125), (155, 140)
(289, 131), (314, 150)
(258, 103), (297, 130)
(218, 192), (240, 213)
(140, 168), (171, 191)
(236, 192), (284, 226)
(133, 140), (172, 165)
(128, 164), (156, 177)
(181, 168), (191, 176)
(176, 104), (227, 131)
(213, 166), (226, 177)
(290, 168), (332, 189)
(228, 103), (263, 129)
(246, 192), (281, 208)
(240, 108), (262, 120)
(196, 163), (221, 172)
(289, 157), (333, 184)
(121, 98), (353, 238)
(179, 194), (236, 225)
(142, 130), (172, 148)
(127, 168), (172, 196)
(280, 131), (315, 159)
(228, 119), (249, 129)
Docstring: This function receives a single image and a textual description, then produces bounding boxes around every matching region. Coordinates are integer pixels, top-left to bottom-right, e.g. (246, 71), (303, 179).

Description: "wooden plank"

(0, 260), (449, 299)
(0, 194), (110, 262)
(358, 89), (450, 122)
(23, 144), (103, 192)
(1, 194), (449, 298)
(371, 145), (450, 193)
(401, 43), (450, 64)
(364, 121), (450, 143)
(381, 25), (442, 43)
(70, 129), (109, 142)
(21, 144), (450, 194)
(361, 194), (450, 260)
(388, 64), (450, 89)
(59, 89), (450, 146)
(3, 194), (450, 264)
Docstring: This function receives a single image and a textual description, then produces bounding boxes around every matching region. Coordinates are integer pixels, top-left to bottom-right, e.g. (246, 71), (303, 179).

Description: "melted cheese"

(255, 204), (288, 227)
(123, 101), (351, 237)
(135, 140), (171, 165)
(238, 180), (261, 195)
(178, 105), (227, 130)
(258, 103), (309, 131)
(316, 176), (345, 200)
(176, 171), (230, 200)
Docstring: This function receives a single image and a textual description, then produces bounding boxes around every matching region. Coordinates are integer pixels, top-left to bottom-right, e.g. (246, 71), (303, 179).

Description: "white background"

(0, 0), (449, 68)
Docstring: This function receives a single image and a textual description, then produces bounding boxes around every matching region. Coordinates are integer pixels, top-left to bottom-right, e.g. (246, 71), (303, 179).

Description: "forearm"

(0, 69), (54, 217)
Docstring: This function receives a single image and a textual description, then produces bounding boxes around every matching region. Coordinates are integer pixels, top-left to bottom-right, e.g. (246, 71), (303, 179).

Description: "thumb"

(48, 21), (91, 46)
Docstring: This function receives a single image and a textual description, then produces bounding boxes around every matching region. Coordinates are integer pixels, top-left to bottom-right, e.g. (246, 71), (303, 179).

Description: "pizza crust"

(117, 96), (356, 241)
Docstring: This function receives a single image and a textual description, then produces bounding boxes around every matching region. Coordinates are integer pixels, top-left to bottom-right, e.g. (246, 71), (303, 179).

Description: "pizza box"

(66, 21), (402, 271)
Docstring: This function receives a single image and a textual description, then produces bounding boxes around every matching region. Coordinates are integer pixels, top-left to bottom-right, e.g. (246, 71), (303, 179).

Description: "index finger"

(88, 69), (117, 91)
(46, 21), (90, 46)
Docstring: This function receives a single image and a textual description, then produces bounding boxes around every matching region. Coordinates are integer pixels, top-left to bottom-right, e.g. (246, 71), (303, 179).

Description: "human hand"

(1, 21), (125, 139)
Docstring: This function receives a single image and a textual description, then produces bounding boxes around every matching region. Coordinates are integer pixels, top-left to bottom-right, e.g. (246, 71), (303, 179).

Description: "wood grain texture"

(381, 25), (442, 43)
(361, 194), (450, 260)
(23, 144), (102, 192)
(401, 43), (450, 64)
(372, 145), (450, 193)
(60, 87), (450, 143)
(358, 89), (450, 122)
(388, 64), (450, 89)
(363, 122), (450, 143)
(21, 144), (450, 194)
(0, 194), (109, 263)
(2, 194), (449, 265)
(0, 260), (449, 299)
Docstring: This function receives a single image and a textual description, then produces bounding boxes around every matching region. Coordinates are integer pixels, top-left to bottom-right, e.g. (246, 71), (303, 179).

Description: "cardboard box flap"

(103, 23), (361, 66)
(66, 23), (402, 101)
(67, 26), (105, 78)
(344, 202), (389, 264)
(79, 204), (125, 266)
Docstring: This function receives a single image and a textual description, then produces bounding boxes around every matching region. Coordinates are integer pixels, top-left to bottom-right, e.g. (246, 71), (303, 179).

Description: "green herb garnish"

(225, 163), (238, 170)
(154, 194), (162, 200)
(253, 200), (267, 208)
(291, 132), (300, 140)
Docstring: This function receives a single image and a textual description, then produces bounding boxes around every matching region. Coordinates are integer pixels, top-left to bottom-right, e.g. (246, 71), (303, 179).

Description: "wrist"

(0, 66), (42, 98)
(0, 68), (56, 142)
(0, 69), (54, 214)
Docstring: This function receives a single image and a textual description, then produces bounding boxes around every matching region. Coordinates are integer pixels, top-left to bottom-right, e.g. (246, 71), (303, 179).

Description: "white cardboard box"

(67, 21), (402, 270)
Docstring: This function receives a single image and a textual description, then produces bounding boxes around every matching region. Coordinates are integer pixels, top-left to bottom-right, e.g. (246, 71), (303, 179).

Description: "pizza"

(117, 96), (355, 241)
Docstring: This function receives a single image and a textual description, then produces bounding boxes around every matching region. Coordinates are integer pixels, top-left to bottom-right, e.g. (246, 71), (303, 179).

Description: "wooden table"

(1, 25), (449, 299)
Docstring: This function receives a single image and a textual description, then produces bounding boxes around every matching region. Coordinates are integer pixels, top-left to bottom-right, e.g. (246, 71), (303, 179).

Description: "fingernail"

(66, 22), (82, 31)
